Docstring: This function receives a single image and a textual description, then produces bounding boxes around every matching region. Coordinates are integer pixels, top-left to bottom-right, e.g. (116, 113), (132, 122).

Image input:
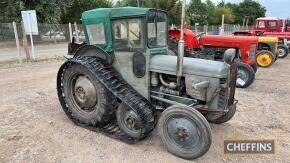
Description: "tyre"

(236, 62), (255, 88)
(158, 106), (212, 160)
(61, 61), (116, 126)
(256, 50), (275, 68)
(250, 62), (258, 73)
(277, 45), (289, 58)
(207, 105), (237, 124)
(116, 103), (145, 139)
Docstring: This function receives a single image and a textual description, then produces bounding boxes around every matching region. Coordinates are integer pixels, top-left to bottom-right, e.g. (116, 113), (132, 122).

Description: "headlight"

(248, 44), (257, 60)
(223, 48), (236, 63)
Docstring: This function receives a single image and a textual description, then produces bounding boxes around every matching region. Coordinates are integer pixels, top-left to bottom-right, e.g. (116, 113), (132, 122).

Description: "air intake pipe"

(176, 0), (186, 86)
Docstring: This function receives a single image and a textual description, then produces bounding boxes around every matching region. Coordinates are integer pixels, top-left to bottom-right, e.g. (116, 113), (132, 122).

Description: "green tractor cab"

(58, 7), (238, 160)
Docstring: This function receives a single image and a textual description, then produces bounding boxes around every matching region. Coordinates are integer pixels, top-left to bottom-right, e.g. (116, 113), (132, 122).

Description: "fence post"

(204, 25), (208, 35)
(21, 21), (31, 62)
(194, 23), (198, 34)
(12, 22), (22, 63)
(220, 14), (225, 35)
(27, 13), (35, 60)
(74, 22), (79, 43)
(69, 23), (72, 43)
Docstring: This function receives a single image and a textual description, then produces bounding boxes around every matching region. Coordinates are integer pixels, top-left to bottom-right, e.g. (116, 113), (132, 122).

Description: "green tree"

(232, 0), (266, 25)
(205, 0), (216, 24)
(60, 0), (112, 24)
(0, 0), (23, 22)
(115, 0), (147, 7)
(147, 0), (183, 25)
(116, 0), (183, 25)
(0, 0), (67, 23)
(209, 7), (235, 25)
(188, 0), (209, 25)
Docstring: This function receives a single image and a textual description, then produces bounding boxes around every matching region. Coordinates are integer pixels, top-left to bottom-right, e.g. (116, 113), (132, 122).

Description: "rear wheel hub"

(73, 76), (98, 111)
(237, 69), (249, 87)
(278, 48), (286, 57)
(257, 52), (273, 67)
(167, 116), (200, 148)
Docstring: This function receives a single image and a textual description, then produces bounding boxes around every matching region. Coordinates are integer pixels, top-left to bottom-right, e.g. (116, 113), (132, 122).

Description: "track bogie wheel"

(116, 103), (145, 139)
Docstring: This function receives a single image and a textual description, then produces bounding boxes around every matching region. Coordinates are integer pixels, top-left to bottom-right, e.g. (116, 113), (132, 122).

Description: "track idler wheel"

(158, 106), (212, 160)
(256, 50), (275, 68)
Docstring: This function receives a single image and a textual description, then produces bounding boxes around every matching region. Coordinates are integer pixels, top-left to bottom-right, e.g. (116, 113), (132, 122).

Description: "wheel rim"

(236, 69), (249, 87)
(119, 107), (141, 134)
(69, 74), (98, 114)
(165, 115), (202, 149)
(278, 48), (286, 57)
(257, 52), (273, 67)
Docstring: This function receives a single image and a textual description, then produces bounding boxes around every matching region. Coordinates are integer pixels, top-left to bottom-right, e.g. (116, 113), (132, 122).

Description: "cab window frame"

(257, 21), (266, 29)
(111, 17), (145, 52)
(268, 21), (277, 29)
(147, 10), (168, 49)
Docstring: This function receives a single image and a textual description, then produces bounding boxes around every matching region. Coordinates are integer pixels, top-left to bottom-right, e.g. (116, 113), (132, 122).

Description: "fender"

(74, 45), (113, 65)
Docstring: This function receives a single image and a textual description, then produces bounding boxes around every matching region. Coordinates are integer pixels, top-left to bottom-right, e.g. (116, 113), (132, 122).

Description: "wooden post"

(74, 22), (79, 43)
(21, 21), (31, 62)
(13, 22), (22, 63)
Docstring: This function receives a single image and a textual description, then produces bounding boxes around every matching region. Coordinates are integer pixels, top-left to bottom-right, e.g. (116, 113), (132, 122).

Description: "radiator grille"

(218, 78), (228, 109)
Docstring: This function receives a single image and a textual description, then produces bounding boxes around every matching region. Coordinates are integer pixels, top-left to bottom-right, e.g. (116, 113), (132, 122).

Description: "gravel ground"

(0, 57), (289, 163)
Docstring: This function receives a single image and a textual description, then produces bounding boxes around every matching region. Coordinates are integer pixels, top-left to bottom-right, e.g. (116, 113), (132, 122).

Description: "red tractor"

(233, 17), (290, 58)
(168, 25), (258, 88)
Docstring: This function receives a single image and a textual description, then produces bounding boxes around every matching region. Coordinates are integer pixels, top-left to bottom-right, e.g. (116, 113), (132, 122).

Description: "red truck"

(233, 17), (290, 58)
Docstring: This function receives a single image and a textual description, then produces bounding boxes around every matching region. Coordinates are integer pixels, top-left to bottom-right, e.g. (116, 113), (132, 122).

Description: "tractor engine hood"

(150, 55), (229, 78)
(199, 35), (258, 48)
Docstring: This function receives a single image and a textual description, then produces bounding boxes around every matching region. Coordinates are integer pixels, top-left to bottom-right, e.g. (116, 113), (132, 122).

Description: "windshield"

(147, 10), (167, 48)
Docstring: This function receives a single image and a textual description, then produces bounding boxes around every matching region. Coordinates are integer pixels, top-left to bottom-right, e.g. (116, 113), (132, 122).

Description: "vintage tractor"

(233, 17), (290, 58)
(57, 7), (238, 160)
(256, 37), (279, 68)
(168, 25), (258, 88)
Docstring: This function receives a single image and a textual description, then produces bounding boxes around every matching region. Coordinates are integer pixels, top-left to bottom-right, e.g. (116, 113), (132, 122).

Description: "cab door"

(111, 18), (150, 98)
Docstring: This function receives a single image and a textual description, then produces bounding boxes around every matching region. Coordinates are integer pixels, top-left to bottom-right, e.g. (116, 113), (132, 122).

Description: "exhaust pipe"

(176, 0), (186, 86)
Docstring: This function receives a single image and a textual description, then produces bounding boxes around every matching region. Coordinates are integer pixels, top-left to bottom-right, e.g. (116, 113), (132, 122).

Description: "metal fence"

(0, 23), (241, 62)
(0, 22), (85, 62)
(187, 24), (241, 35)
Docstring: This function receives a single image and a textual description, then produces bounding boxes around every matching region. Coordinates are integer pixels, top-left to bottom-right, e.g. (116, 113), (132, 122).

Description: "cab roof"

(257, 17), (278, 21)
(82, 7), (151, 21)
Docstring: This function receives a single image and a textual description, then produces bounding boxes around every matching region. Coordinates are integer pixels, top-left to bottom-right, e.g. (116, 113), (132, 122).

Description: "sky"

(208, 0), (290, 18)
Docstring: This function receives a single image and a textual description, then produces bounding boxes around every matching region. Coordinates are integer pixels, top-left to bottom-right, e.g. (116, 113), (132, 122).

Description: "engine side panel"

(149, 55), (230, 79)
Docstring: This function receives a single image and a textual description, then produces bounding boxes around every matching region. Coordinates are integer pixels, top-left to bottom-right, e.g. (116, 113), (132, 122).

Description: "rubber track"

(57, 56), (156, 143)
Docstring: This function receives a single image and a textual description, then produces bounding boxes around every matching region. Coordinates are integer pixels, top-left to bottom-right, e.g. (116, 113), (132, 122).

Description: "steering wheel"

(256, 31), (264, 36)
(195, 32), (206, 39)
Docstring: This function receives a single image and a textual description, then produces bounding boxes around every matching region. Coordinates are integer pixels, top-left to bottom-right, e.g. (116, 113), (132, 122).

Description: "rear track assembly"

(57, 56), (156, 143)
